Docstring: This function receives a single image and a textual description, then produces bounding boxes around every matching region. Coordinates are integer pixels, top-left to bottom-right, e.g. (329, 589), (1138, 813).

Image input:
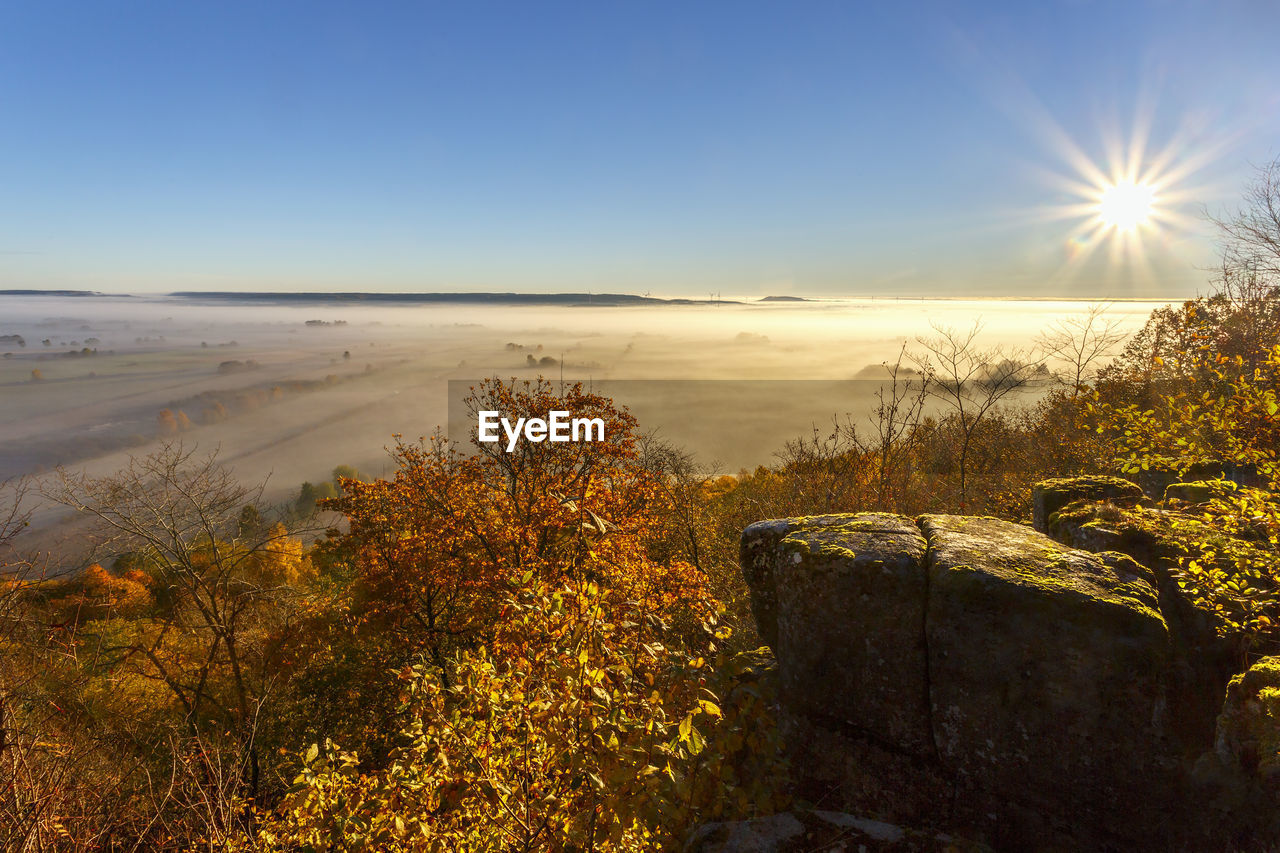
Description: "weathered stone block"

(1031, 475), (1143, 533)
(741, 514), (867, 649)
(920, 514), (1171, 832)
(740, 511), (1200, 849)
(763, 514), (931, 753)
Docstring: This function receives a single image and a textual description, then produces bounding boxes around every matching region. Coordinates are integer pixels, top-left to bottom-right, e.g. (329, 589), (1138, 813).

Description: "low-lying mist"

(0, 293), (1168, 555)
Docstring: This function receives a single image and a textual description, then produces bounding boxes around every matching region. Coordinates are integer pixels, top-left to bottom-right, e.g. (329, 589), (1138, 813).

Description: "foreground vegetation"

(2, 166), (1280, 850)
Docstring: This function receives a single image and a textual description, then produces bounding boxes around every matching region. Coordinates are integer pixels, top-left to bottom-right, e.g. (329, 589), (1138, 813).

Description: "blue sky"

(1, 1), (1277, 297)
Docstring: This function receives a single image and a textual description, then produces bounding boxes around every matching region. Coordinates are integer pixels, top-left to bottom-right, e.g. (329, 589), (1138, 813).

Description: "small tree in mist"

(1209, 155), (1280, 291)
(771, 346), (930, 512)
(726, 347), (932, 546)
(42, 444), (316, 834)
(864, 345), (931, 508)
(1036, 305), (1128, 398)
(912, 322), (1044, 511)
(771, 415), (863, 514)
(637, 434), (711, 573)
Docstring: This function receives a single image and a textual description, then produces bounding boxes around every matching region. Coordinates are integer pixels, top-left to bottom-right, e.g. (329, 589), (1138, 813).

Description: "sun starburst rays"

(1030, 116), (1227, 292)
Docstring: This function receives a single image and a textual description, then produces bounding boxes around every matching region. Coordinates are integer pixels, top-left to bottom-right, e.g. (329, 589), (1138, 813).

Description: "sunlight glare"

(1097, 181), (1155, 230)
(1018, 83), (1236, 295)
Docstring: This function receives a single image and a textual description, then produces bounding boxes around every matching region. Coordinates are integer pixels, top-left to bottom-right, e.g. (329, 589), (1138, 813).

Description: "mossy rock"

(685, 810), (992, 852)
(1031, 475), (1144, 533)
(772, 514), (932, 755)
(919, 514), (1176, 842)
(740, 513), (915, 649)
(1163, 479), (1241, 506)
(741, 511), (1186, 849)
(1043, 500), (1241, 757)
(1217, 656), (1280, 786)
(1045, 500), (1190, 571)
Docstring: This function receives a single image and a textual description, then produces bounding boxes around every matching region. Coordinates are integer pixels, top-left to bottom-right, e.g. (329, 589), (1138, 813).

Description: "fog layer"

(1, 294), (1167, 536)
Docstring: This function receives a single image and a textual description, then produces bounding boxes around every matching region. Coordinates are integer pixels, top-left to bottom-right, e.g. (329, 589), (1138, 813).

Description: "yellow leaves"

(243, 379), (788, 850)
(697, 699), (722, 719)
(255, 570), (779, 851)
(677, 714), (706, 756)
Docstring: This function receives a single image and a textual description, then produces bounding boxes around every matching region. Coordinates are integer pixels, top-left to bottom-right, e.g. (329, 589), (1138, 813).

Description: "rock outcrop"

(738, 507), (1270, 851)
(686, 810), (991, 853)
(1216, 657), (1280, 784)
(1038, 492), (1242, 756)
(1030, 474), (1143, 532)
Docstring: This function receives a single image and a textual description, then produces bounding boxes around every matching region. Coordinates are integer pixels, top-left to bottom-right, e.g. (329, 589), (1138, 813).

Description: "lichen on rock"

(684, 809), (992, 853)
(1030, 474), (1144, 534)
(737, 509), (1213, 851)
(1217, 656), (1280, 785)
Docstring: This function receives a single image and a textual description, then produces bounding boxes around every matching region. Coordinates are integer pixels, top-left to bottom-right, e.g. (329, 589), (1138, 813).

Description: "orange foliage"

(78, 562), (151, 614)
(327, 378), (713, 663)
(157, 408), (178, 436)
(159, 408), (195, 435)
(248, 522), (315, 586)
(122, 568), (152, 587)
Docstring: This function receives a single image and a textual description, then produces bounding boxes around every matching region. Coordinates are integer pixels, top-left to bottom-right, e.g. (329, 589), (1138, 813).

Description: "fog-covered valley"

(1, 292), (1169, 555)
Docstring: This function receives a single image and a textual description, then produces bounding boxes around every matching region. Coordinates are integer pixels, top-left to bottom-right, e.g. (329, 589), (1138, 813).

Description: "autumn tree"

(326, 378), (712, 689)
(253, 379), (784, 849)
(1209, 155), (1280, 291)
(158, 408), (179, 436)
(0, 480), (147, 849)
(0, 477), (54, 847)
(42, 444), (317, 826)
(1102, 291), (1280, 401)
(259, 575), (784, 852)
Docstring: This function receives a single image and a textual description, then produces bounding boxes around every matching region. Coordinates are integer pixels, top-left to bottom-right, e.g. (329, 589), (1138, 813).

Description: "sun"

(1097, 181), (1155, 231)
(1030, 110), (1224, 289)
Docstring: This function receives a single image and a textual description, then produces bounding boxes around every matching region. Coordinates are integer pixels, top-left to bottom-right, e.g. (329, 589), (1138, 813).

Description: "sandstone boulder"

(919, 515), (1171, 837)
(743, 514), (930, 754)
(1040, 495), (1238, 754)
(685, 810), (990, 853)
(741, 511), (1184, 850)
(1030, 474), (1144, 533)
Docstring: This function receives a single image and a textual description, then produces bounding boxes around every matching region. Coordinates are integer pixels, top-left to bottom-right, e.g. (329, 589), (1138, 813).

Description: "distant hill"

(0, 289), (102, 297)
(758, 295), (809, 302)
(169, 291), (740, 307)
